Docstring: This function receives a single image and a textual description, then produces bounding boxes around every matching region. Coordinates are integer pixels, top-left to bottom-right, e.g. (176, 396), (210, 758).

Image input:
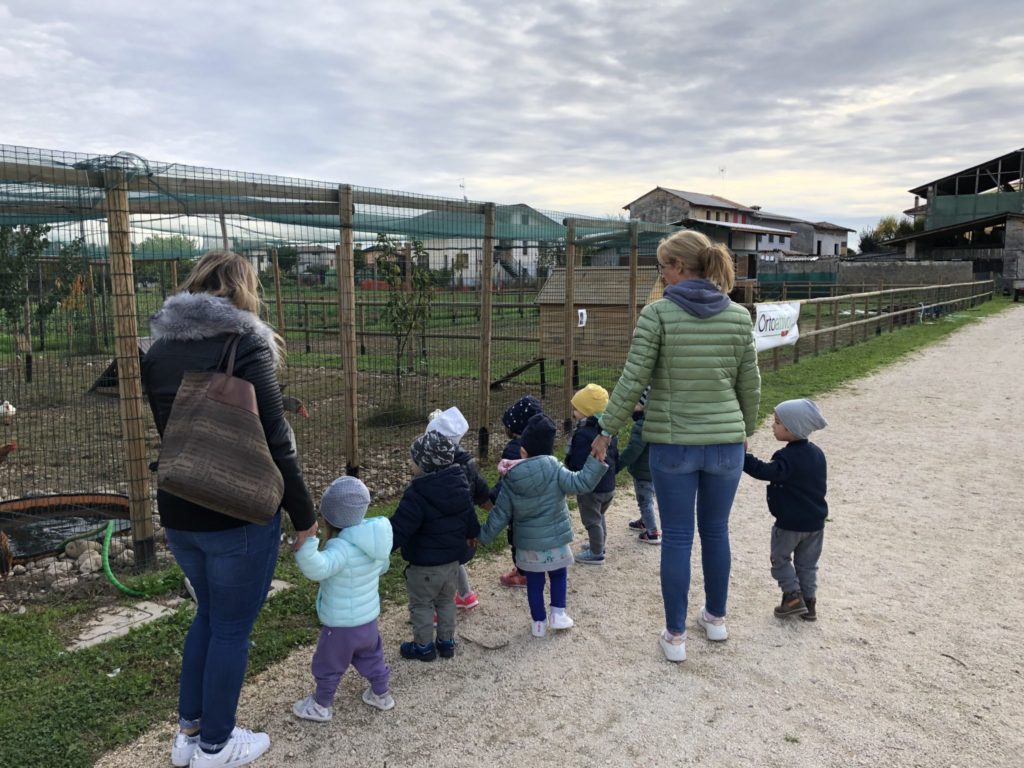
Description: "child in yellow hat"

(565, 384), (619, 564)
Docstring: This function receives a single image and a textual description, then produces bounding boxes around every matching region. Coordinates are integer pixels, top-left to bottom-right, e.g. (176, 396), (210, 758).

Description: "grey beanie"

(319, 476), (371, 530)
(410, 430), (457, 473)
(775, 398), (828, 440)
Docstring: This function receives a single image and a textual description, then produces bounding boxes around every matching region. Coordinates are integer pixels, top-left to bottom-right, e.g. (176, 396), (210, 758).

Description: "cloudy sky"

(3, 0), (1022, 244)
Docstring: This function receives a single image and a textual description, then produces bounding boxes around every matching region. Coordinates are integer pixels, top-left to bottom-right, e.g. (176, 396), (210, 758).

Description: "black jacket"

(743, 440), (828, 532)
(453, 447), (491, 508)
(566, 417), (618, 493)
(390, 465), (481, 567)
(141, 292), (315, 532)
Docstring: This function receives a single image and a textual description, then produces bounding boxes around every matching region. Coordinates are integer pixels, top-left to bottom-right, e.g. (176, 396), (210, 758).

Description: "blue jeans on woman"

(649, 443), (744, 635)
(165, 514), (281, 750)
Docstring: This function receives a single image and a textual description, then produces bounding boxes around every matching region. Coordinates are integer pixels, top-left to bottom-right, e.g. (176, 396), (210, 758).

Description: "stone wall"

(628, 190), (690, 224)
(837, 260), (973, 286)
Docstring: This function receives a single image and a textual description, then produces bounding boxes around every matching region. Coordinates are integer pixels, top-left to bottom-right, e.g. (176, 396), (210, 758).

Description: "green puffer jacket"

(600, 296), (761, 445)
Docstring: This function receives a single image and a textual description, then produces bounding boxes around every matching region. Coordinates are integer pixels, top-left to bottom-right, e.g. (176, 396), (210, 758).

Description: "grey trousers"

(405, 561), (459, 645)
(578, 491), (616, 555)
(770, 525), (824, 598)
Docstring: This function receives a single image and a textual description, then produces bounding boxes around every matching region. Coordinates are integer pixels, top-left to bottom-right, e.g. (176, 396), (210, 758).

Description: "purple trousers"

(311, 618), (390, 707)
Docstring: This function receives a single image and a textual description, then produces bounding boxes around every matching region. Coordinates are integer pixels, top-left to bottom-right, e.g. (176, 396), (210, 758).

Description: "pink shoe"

(454, 591), (479, 609)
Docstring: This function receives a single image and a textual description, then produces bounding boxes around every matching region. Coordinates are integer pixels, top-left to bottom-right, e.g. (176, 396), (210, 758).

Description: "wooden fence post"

(562, 220), (577, 433)
(105, 174), (155, 568)
(478, 203), (495, 459)
(271, 247), (286, 332)
(337, 185), (360, 476)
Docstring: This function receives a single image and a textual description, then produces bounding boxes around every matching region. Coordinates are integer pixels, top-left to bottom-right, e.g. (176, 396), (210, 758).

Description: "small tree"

(133, 234), (197, 284)
(35, 238), (86, 350)
(276, 246), (299, 275)
(375, 234), (433, 400)
(0, 224), (50, 348)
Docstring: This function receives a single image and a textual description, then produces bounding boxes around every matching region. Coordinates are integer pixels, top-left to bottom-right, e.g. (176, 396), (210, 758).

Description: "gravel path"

(98, 305), (1024, 768)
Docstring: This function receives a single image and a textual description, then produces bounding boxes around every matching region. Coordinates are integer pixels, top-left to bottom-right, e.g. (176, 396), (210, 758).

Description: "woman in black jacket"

(142, 250), (317, 768)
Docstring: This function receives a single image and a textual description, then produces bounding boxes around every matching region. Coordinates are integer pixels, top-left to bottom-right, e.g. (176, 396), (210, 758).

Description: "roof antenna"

(718, 166), (726, 193)
(458, 178), (467, 201)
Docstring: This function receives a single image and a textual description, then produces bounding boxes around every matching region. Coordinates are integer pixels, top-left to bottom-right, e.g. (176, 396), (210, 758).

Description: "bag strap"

(216, 334), (243, 376)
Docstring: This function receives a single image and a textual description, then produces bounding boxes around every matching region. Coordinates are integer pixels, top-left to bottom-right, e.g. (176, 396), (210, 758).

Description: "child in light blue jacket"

(292, 476), (395, 721)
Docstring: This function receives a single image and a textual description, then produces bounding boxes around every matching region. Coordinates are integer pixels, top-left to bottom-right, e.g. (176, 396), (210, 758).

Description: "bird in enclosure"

(282, 396), (309, 418)
(0, 532), (11, 578)
(0, 441), (16, 465)
(0, 400), (15, 425)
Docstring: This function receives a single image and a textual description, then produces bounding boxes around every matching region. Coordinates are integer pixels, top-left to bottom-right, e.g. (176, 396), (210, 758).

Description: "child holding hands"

(565, 384), (619, 564)
(479, 413), (608, 637)
(293, 476), (395, 721)
(743, 398), (828, 621)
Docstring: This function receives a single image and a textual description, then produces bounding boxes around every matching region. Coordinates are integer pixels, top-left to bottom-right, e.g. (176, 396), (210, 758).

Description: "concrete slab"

(68, 579), (294, 651)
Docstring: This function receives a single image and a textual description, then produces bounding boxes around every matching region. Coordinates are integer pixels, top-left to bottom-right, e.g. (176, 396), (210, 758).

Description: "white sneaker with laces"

(531, 620), (547, 637)
(171, 730), (199, 767)
(548, 611), (574, 630)
(659, 630), (687, 662)
(189, 728), (270, 767)
(362, 687), (396, 711)
(697, 607), (728, 641)
(292, 694), (332, 722)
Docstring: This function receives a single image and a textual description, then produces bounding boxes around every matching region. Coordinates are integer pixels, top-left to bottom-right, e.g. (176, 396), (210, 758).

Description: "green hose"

(102, 520), (146, 597)
(59, 523), (110, 551)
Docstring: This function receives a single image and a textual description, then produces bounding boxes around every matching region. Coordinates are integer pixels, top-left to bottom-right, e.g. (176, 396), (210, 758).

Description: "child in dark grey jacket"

(744, 398), (828, 622)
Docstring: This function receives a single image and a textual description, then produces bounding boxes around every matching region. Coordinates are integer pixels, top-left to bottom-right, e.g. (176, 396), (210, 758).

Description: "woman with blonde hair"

(143, 250), (317, 767)
(591, 230), (760, 663)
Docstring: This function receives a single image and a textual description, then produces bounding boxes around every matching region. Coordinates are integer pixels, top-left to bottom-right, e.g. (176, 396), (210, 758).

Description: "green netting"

(927, 190), (1024, 229)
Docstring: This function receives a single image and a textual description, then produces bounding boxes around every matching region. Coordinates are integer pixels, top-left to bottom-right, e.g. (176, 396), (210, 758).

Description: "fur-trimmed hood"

(149, 292), (280, 366)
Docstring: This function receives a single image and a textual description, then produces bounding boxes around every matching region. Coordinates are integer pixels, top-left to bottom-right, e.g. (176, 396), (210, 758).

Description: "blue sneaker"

(436, 638), (456, 658)
(400, 640), (437, 661)
(574, 548), (605, 565)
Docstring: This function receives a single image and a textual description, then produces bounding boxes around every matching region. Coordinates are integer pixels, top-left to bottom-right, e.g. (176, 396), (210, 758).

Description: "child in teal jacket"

(479, 413), (608, 638)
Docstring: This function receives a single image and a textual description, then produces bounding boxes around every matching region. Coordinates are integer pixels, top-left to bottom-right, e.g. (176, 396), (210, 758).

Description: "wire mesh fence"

(0, 143), (994, 568)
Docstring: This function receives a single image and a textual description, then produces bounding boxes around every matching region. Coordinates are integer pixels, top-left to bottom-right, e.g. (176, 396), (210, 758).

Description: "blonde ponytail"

(657, 230), (735, 293)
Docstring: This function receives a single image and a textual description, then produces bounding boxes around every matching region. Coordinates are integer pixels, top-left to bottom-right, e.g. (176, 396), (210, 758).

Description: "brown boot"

(800, 598), (817, 621)
(774, 590), (808, 617)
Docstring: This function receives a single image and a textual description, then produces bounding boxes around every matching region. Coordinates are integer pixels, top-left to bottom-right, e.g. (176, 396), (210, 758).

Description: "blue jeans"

(633, 478), (659, 532)
(525, 568), (568, 622)
(650, 443), (744, 634)
(165, 515), (281, 749)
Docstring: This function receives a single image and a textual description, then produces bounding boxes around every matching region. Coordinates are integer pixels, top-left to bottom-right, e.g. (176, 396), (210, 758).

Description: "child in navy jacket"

(390, 431), (480, 661)
(565, 384), (618, 565)
(744, 398), (828, 621)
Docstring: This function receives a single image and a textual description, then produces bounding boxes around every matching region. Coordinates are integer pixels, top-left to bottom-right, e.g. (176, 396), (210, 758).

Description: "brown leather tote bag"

(158, 335), (285, 524)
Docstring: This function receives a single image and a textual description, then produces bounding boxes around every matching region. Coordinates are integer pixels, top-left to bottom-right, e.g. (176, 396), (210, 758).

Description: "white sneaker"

(659, 630), (687, 662)
(189, 728), (270, 767)
(697, 607), (728, 641)
(548, 611), (574, 630)
(292, 694), (332, 722)
(362, 687), (395, 711)
(171, 730), (199, 767)
(531, 620), (547, 637)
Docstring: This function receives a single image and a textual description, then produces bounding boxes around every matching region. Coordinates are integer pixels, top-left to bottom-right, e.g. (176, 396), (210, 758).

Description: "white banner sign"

(754, 302), (801, 352)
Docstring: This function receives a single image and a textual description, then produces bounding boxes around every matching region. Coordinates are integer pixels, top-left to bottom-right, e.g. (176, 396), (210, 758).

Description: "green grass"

(0, 294), (1012, 768)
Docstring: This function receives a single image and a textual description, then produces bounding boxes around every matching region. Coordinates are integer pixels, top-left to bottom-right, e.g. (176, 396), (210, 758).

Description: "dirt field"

(97, 305), (1024, 768)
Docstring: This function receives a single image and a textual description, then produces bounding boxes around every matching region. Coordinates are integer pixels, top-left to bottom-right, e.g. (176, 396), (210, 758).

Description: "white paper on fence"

(754, 302), (801, 352)
(578, 308), (587, 327)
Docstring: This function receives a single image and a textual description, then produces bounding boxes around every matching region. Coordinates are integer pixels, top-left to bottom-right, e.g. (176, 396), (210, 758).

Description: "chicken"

(0, 400), (14, 426)
(282, 396), (309, 418)
(0, 531), (10, 578)
(0, 441), (16, 465)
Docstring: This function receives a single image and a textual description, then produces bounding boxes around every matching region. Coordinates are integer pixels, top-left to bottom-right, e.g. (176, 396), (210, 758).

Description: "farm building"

(884, 147), (1024, 297)
(536, 266), (660, 365)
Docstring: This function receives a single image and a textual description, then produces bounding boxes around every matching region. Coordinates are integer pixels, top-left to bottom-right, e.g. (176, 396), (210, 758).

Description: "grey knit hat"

(319, 476), (371, 529)
(410, 430), (457, 473)
(775, 399), (828, 440)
